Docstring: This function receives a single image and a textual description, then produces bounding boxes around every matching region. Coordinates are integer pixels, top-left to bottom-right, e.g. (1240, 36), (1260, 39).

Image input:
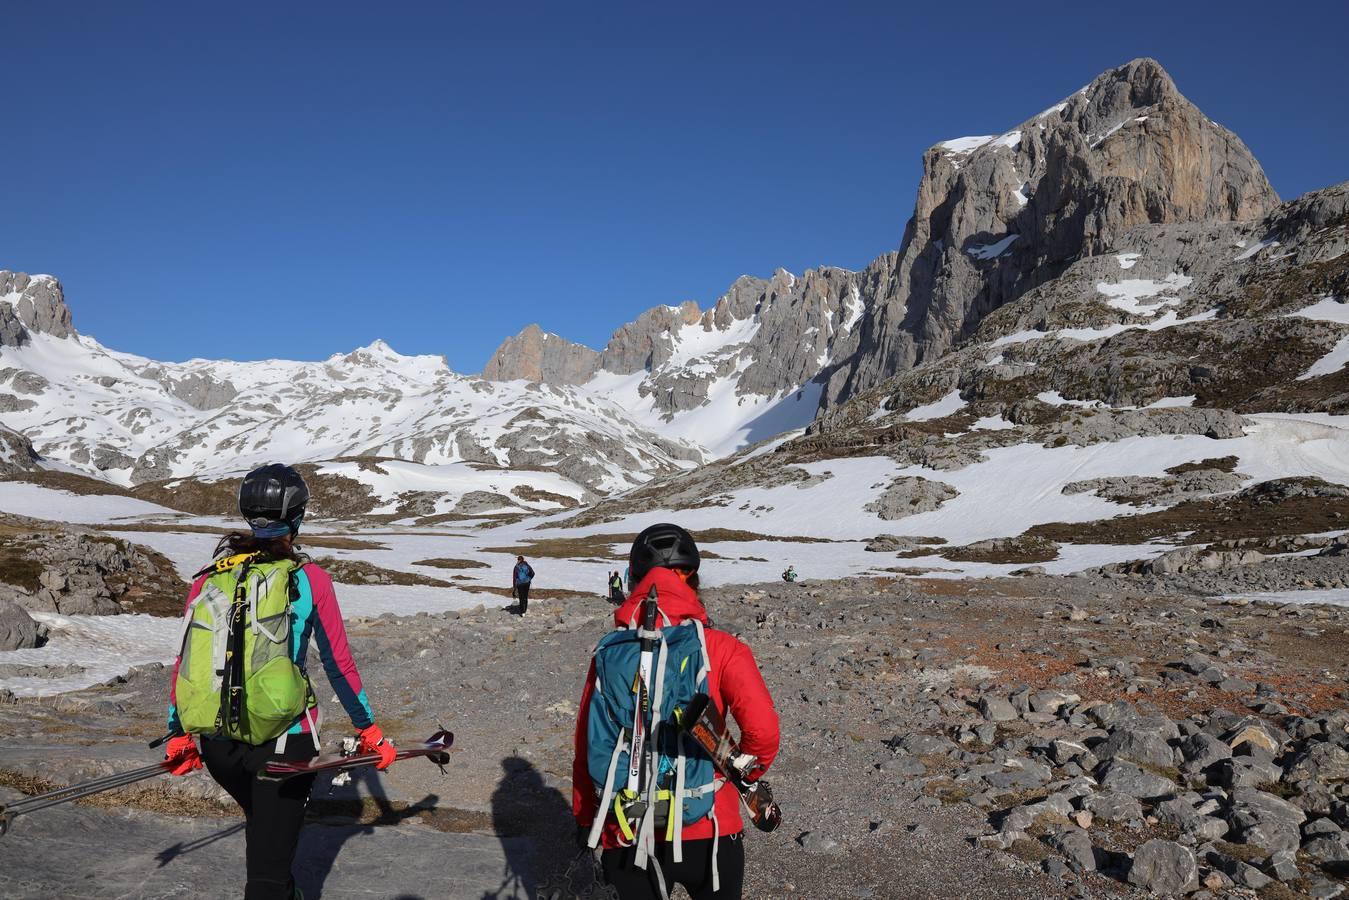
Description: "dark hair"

(684, 571), (700, 591)
(215, 531), (306, 565)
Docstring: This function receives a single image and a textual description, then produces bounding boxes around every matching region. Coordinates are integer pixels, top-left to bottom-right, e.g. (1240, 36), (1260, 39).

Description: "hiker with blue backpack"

(160, 464), (398, 900)
(572, 524), (781, 900)
(513, 555), (535, 615)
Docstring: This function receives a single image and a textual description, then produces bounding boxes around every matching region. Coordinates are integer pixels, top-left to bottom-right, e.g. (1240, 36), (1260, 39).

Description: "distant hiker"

(781, 565), (798, 583)
(573, 523), (781, 900)
(162, 464), (398, 900)
(513, 555), (535, 615)
(608, 570), (625, 604)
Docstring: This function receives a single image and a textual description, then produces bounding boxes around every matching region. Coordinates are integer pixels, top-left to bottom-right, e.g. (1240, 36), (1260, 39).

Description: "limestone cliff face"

(481, 324), (600, 385)
(822, 57), (1280, 407)
(0, 271), (75, 346)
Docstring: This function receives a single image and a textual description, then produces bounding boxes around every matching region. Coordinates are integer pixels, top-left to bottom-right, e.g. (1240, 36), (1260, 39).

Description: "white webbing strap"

(589, 731), (628, 849)
(691, 618), (712, 689)
(634, 636), (670, 873)
(710, 805), (721, 893)
(673, 732), (688, 863)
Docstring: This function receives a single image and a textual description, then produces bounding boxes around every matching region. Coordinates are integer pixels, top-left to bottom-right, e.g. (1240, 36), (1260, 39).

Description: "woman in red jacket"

(572, 524), (780, 900)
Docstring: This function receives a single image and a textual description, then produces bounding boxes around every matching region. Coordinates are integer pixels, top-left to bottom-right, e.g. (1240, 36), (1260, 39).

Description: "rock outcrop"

(0, 271), (75, 346)
(823, 58), (1280, 408)
(0, 423), (41, 475)
(0, 595), (41, 651)
(481, 324), (600, 385)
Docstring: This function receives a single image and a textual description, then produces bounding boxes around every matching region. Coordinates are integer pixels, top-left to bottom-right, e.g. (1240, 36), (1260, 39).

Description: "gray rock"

(1128, 839), (1200, 895)
(1303, 834), (1349, 864)
(1081, 792), (1144, 823)
(1209, 852), (1273, 890)
(1179, 731), (1232, 772)
(865, 476), (958, 520)
(1045, 826), (1096, 873)
(1093, 728), (1176, 769)
(1265, 848), (1300, 881)
(0, 597), (41, 650)
(978, 695), (1018, 722)
(1096, 759), (1177, 800)
(1286, 743), (1349, 783)
(798, 830), (843, 854)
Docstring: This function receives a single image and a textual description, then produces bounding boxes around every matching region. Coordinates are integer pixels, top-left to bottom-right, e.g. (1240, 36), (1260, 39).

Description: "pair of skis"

(0, 730), (453, 836)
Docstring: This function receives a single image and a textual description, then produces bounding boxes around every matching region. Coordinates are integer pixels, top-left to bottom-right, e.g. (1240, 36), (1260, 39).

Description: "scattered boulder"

(1128, 839), (1199, 895)
(1096, 759), (1177, 800)
(865, 476), (958, 520)
(0, 596), (41, 650)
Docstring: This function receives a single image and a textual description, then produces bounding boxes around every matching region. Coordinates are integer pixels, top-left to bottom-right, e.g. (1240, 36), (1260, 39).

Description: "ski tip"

(425, 730), (454, 749)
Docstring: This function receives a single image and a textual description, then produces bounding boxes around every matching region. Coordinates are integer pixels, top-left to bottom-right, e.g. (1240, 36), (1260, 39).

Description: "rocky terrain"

(1, 565), (1347, 899)
(0, 511), (183, 654)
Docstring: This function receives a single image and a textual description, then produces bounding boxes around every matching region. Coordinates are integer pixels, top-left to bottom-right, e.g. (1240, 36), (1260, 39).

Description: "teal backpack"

(585, 590), (719, 876)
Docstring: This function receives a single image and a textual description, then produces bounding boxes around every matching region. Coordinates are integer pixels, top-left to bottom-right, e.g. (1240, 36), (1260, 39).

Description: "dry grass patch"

(411, 557), (490, 570)
(1030, 477), (1349, 545)
(940, 535), (1059, 564)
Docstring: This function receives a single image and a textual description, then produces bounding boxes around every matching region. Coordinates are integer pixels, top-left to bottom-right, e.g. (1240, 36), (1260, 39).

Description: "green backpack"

(173, 553), (315, 744)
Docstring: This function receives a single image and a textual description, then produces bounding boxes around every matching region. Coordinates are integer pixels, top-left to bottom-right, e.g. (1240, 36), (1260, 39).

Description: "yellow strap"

(215, 552), (260, 574)
(614, 791), (637, 842)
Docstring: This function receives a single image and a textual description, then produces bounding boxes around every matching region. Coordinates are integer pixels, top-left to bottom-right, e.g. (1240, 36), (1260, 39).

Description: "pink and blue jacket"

(167, 562), (374, 739)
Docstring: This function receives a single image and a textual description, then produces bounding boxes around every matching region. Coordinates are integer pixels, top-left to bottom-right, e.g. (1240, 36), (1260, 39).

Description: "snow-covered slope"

(486, 267), (866, 456)
(0, 277), (706, 513)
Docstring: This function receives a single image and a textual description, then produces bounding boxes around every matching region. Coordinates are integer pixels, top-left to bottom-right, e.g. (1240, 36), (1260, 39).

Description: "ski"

(264, 729), (454, 778)
(681, 693), (782, 832)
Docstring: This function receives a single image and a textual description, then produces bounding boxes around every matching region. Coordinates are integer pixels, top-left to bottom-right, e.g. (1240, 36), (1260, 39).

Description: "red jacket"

(571, 567), (780, 846)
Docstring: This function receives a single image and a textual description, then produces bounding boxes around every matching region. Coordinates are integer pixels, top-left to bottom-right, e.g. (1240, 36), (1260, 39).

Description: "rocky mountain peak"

(481, 323), (601, 385)
(822, 57), (1281, 408)
(0, 271), (76, 346)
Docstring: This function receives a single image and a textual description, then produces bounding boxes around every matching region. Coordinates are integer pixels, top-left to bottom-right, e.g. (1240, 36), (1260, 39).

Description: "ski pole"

(0, 760), (174, 836)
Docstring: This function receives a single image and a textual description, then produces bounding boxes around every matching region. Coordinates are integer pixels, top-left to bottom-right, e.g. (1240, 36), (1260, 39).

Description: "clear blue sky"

(4, 1), (1346, 371)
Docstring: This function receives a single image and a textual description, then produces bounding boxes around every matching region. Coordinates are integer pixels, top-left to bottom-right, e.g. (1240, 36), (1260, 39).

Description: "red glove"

(358, 724), (397, 770)
(165, 734), (203, 776)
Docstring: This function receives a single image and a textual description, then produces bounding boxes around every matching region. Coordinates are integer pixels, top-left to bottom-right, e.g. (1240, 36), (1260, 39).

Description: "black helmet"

(239, 464), (309, 537)
(629, 523), (700, 583)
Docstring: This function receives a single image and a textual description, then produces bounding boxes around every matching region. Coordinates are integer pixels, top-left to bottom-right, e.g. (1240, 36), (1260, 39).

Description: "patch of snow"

(1143, 395), (1197, 409)
(938, 135), (995, 154)
(1287, 296), (1349, 324)
(1235, 239), (1280, 261)
(0, 482), (183, 523)
(967, 235), (1019, 261)
(1219, 589), (1349, 609)
(992, 132), (1021, 150)
(1036, 391), (1102, 408)
(1013, 182), (1030, 207)
(1116, 253), (1140, 270)
(1095, 274), (1193, 317)
(1299, 335), (1349, 380)
(971, 415), (1016, 431)
(842, 286), (864, 332)
(991, 330), (1047, 349)
(0, 613), (181, 697)
(905, 390), (965, 421)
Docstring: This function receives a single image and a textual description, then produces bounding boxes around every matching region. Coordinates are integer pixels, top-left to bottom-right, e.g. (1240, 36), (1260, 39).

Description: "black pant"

(515, 582), (530, 614)
(202, 736), (319, 900)
(601, 834), (745, 900)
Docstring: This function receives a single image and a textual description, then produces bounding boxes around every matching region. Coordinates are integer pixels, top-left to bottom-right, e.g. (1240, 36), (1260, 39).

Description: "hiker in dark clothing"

(512, 555), (535, 615)
(607, 570), (625, 604)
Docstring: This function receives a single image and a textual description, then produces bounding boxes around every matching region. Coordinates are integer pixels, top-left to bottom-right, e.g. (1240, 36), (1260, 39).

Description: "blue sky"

(4, 1), (1346, 371)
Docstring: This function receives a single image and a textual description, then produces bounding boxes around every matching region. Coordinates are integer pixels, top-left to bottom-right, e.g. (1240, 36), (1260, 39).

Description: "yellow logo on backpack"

(173, 555), (314, 744)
